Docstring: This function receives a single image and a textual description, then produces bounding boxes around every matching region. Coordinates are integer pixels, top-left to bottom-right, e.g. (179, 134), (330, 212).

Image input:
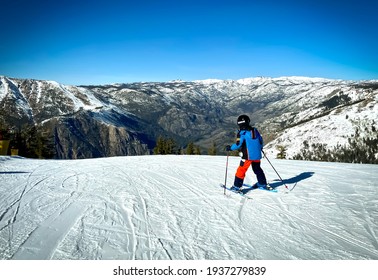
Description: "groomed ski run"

(1, 155), (377, 260)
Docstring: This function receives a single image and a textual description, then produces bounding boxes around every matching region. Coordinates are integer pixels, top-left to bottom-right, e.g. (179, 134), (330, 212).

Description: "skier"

(226, 114), (271, 192)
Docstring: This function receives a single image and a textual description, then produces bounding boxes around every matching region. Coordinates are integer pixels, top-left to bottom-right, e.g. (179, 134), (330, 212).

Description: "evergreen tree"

(194, 145), (201, 155)
(165, 138), (177, 154)
(154, 136), (166, 155)
(276, 145), (287, 159)
(208, 141), (217, 155)
(153, 136), (179, 155)
(186, 142), (194, 155)
(19, 125), (54, 158)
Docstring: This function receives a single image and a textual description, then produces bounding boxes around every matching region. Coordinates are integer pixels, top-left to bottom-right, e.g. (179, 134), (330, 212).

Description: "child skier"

(226, 114), (271, 191)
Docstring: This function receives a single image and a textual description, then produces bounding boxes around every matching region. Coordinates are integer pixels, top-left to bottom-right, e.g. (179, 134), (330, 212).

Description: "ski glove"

(225, 145), (231, 151)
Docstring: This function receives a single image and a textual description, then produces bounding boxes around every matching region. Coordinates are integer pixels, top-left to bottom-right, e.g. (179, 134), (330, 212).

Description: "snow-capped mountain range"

(0, 75), (377, 160)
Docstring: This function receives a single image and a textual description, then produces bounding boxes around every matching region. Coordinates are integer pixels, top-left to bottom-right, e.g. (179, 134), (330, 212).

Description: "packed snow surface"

(0, 155), (377, 260)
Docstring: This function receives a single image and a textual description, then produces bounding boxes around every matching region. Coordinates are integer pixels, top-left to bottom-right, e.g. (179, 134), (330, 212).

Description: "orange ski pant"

(234, 159), (266, 188)
(235, 160), (255, 179)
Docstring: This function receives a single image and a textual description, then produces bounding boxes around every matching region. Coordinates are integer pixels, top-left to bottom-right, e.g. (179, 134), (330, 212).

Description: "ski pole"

(224, 151), (229, 195)
(262, 150), (288, 189)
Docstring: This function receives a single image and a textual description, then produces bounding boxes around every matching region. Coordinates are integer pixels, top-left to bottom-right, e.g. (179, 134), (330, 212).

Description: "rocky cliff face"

(51, 112), (150, 159)
(0, 76), (377, 160)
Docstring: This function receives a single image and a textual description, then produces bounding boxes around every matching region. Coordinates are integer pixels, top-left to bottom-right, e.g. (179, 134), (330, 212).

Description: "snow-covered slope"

(1, 155), (377, 260)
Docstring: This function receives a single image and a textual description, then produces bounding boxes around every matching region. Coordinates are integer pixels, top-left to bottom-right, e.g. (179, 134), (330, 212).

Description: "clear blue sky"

(1, 0), (377, 85)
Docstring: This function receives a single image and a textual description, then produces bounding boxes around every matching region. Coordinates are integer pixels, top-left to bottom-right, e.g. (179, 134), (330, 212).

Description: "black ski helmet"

(237, 115), (250, 127)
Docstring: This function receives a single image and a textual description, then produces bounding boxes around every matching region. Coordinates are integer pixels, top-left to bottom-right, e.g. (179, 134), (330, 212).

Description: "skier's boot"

(257, 182), (274, 191)
(230, 186), (241, 192)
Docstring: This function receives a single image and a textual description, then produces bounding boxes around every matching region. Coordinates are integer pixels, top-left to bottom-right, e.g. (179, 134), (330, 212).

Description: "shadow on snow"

(269, 172), (314, 190)
(0, 171), (30, 174)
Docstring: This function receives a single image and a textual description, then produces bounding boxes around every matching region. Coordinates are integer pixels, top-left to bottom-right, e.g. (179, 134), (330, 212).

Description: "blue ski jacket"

(230, 127), (264, 160)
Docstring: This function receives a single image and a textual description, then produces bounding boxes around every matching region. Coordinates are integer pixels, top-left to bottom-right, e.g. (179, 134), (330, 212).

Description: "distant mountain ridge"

(0, 75), (377, 162)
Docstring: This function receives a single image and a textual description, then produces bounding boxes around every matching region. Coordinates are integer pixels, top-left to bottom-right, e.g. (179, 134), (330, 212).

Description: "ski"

(242, 183), (278, 193)
(239, 185), (258, 195)
(219, 184), (253, 199)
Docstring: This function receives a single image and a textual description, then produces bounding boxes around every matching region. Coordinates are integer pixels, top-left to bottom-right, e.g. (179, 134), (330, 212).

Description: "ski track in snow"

(0, 155), (377, 260)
